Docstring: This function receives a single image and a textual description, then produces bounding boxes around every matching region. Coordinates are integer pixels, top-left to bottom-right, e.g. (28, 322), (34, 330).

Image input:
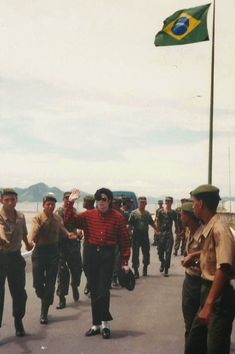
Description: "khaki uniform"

(0, 208), (27, 327)
(185, 215), (235, 354)
(31, 212), (66, 307)
(182, 225), (203, 341)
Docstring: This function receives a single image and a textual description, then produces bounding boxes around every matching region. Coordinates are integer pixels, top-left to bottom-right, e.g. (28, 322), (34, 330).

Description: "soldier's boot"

(164, 268), (169, 277)
(56, 295), (66, 309)
(159, 262), (165, 273)
(40, 303), (49, 324)
(134, 267), (139, 279)
(173, 249), (178, 256)
(14, 318), (25, 337)
(143, 265), (148, 276)
(72, 286), (79, 302)
(111, 274), (119, 287)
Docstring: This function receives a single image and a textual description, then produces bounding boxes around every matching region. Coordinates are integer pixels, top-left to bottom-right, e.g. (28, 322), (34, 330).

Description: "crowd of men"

(0, 185), (235, 354)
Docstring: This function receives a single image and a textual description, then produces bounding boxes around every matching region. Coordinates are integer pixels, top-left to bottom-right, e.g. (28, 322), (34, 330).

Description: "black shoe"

(40, 303), (49, 324)
(15, 319), (25, 337)
(164, 269), (169, 277)
(56, 296), (66, 309)
(102, 328), (111, 339)
(72, 286), (79, 302)
(85, 328), (101, 337)
(40, 314), (48, 325)
(84, 285), (90, 295)
(134, 269), (139, 279)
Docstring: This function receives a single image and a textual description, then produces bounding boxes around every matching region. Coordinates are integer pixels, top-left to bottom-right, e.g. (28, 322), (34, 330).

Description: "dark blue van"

(112, 191), (138, 212)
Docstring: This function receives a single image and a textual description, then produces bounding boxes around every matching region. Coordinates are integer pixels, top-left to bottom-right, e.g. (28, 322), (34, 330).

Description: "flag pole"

(208, 0), (215, 184)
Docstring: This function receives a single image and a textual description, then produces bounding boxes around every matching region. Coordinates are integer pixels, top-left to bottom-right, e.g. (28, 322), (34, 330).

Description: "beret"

(181, 201), (194, 214)
(63, 191), (71, 198)
(43, 192), (57, 203)
(83, 194), (95, 202)
(190, 184), (220, 196)
(1, 188), (18, 196)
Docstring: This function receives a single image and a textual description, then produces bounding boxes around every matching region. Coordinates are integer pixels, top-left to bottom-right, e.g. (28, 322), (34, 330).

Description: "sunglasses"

(97, 197), (108, 202)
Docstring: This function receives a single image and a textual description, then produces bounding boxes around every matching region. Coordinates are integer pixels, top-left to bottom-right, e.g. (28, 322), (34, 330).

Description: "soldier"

(128, 196), (158, 278)
(55, 192), (83, 309)
(82, 194), (95, 296)
(180, 201), (203, 347)
(0, 188), (33, 337)
(185, 184), (235, 354)
(111, 198), (123, 287)
(156, 196), (177, 277)
(174, 207), (186, 256)
(28, 193), (77, 324)
(152, 200), (164, 245)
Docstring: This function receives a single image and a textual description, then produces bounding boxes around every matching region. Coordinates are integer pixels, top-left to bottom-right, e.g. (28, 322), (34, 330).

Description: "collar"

(202, 214), (219, 238)
(0, 207), (18, 221)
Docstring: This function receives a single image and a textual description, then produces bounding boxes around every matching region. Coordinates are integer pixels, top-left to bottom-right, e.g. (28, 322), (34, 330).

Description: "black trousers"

(132, 235), (150, 269)
(0, 251), (27, 327)
(32, 244), (59, 307)
(85, 245), (115, 326)
(182, 273), (201, 342)
(56, 245), (82, 297)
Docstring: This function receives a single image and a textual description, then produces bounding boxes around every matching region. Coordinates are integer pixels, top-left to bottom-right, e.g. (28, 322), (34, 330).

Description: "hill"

(1, 182), (87, 202)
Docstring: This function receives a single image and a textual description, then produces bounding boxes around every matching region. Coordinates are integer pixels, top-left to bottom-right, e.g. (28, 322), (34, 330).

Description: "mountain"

(1, 182), (87, 202)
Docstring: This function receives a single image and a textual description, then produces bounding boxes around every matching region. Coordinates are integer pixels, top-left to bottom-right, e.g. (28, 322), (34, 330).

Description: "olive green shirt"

(185, 224), (204, 277)
(0, 207), (27, 253)
(30, 211), (68, 246)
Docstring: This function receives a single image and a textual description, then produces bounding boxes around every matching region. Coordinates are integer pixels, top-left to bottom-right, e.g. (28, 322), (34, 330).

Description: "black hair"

(195, 192), (220, 212)
(94, 188), (113, 202)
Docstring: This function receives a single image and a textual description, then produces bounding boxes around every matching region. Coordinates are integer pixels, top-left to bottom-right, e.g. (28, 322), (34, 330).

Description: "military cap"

(181, 201), (194, 214)
(180, 198), (191, 204)
(165, 196), (173, 202)
(190, 184), (220, 197)
(158, 200), (163, 204)
(43, 192), (57, 203)
(118, 269), (135, 291)
(1, 188), (18, 197)
(138, 196), (147, 202)
(63, 191), (71, 198)
(83, 194), (95, 202)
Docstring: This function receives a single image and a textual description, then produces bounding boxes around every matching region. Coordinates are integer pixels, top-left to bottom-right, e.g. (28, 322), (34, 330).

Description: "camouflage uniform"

(174, 207), (186, 256)
(128, 209), (154, 276)
(55, 207), (82, 301)
(157, 209), (177, 276)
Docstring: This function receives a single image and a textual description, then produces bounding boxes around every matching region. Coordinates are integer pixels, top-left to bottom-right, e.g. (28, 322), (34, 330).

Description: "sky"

(0, 0), (235, 199)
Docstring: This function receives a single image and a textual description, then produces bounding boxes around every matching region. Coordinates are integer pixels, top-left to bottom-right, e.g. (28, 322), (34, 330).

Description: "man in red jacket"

(64, 187), (130, 339)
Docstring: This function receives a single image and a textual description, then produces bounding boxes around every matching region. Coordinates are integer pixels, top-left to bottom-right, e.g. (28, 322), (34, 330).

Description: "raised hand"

(68, 189), (80, 202)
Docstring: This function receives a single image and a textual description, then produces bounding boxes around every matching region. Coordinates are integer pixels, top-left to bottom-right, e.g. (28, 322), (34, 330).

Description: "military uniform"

(185, 184), (235, 354)
(0, 208), (27, 330)
(182, 223), (204, 341)
(56, 206), (82, 304)
(156, 208), (177, 276)
(30, 209), (68, 322)
(128, 209), (154, 277)
(174, 207), (186, 256)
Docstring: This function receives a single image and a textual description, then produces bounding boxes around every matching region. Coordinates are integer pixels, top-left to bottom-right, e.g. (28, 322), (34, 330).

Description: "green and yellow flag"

(154, 3), (211, 46)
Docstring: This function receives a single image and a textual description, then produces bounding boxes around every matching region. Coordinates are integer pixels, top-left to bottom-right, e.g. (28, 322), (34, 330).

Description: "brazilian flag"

(154, 3), (211, 46)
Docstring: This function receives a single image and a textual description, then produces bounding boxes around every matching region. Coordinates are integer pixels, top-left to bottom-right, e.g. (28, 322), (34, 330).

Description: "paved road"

(1, 233), (235, 354)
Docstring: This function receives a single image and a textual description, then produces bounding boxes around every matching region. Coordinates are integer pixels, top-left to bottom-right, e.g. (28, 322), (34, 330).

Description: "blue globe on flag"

(171, 17), (189, 36)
